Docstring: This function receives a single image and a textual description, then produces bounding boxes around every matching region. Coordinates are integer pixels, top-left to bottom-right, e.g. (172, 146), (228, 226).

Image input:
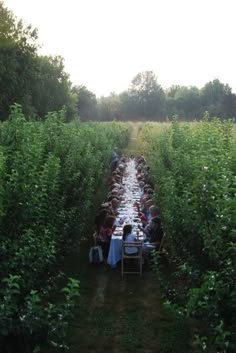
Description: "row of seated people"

(95, 208), (164, 261)
(132, 155), (164, 256)
(123, 217), (163, 256)
(93, 154), (164, 260)
(94, 154), (127, 258)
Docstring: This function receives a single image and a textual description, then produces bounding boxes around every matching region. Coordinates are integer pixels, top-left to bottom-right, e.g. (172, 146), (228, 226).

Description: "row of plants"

(0, 104), (131, 353)
(141, 117), (236, 353)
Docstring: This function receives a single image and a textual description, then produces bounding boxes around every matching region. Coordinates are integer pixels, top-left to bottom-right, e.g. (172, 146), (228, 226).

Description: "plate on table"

(114, 226), (123, 230)
(117, 212), (127, 217)
(145, 244), (155, 248)
(114, 227), (123, 232)
(112, 234), (122, 239)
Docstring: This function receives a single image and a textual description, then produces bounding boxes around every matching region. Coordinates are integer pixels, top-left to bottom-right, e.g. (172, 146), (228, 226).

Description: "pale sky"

(4, 0), (236, 96)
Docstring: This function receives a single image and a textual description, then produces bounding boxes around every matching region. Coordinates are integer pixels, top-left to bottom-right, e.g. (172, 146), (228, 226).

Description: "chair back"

(122, 241), (142, 257)
(121, 241), (143, 276)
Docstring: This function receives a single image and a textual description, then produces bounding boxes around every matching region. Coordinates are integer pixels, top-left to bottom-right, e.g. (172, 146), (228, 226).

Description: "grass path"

(65, 123), (192, 353)
(122, 122), (143, 156)
(66, 242), (190, 353)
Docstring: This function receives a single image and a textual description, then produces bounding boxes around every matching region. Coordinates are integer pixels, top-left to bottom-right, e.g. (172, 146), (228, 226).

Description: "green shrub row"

(142, 118), (236, 353)
(0, 104), (130, 352)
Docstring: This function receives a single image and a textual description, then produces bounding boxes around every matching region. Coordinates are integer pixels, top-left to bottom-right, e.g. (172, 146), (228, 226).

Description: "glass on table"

(119, 216), (126, 225)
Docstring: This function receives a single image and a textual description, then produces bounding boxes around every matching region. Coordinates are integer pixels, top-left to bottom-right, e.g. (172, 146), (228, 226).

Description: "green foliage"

(142, 119), (236, 352)
(98, 93), (122, 121)
(0, 274), (80, 352)
(166, 85), (203, 119)
(98, 77), (236, 122)
(129, 70), (166, 119)
(97, 71), (167, 121)
(0, 1), (38, 118)
(201, 79), (236, 118)
(97, 77), (236, 122)
(166, 80), (236, 120)
(31, 55), (76, 119)
(72, 85), (98, 121)
(1, 0), (235, 123)
(1, 0), (236, 123)
(0, 105), (131, 352)
(0, 2), (75, 120)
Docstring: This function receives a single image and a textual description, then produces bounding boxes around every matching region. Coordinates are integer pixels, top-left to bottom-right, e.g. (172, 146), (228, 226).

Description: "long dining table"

(107, 158), (155, 267)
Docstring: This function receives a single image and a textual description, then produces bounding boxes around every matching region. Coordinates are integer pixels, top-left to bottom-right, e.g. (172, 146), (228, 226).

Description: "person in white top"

(122, 224), (138, 254)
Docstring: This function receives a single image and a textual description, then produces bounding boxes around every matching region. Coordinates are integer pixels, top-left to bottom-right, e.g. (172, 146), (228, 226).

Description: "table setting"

(107, 158), (152, 267)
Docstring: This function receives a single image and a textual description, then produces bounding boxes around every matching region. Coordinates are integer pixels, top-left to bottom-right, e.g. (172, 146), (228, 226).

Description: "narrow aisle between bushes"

(67, 123), (191, 353)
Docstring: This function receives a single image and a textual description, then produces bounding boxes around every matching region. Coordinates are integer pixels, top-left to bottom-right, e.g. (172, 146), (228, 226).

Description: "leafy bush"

(0, 104), (131, 352)
(142, 118), (236, 353)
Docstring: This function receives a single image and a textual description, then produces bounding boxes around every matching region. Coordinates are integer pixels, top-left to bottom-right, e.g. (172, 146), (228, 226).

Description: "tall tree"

(73, 85), (97, 121)
(223, 84), (236, 118)
(31, 55), (76, 120)
(97, 93), (122, 121)
(0, 1), (38, 118)
(129, 71), (166, 119)
(166, 85), (202, 120)
(119, 91), (134, 120)
(0, 2), (76, 120)
(201, 79), (236, 118)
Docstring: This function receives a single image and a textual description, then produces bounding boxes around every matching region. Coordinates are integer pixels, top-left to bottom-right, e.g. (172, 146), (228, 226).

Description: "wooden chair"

(121, 241), (143, 277)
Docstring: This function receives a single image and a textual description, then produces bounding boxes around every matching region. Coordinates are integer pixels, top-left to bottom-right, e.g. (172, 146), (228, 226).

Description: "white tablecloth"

(107, 235), (146, 267)
(107, 236), (123, 267)
(107, 158), (147, 267)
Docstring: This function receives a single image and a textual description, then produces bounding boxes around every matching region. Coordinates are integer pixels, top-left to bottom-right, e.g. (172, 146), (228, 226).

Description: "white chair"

(121, 241), (143, 277)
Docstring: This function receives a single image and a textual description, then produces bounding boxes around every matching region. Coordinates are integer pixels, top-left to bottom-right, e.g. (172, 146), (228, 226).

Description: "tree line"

(0, 1), (75, 121)
(95, 73), (236, 122)
(1, 1), (236, 122)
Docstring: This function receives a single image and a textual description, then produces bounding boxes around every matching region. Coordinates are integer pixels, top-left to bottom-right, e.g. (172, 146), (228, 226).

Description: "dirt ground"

(65, 241), (191, 353)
